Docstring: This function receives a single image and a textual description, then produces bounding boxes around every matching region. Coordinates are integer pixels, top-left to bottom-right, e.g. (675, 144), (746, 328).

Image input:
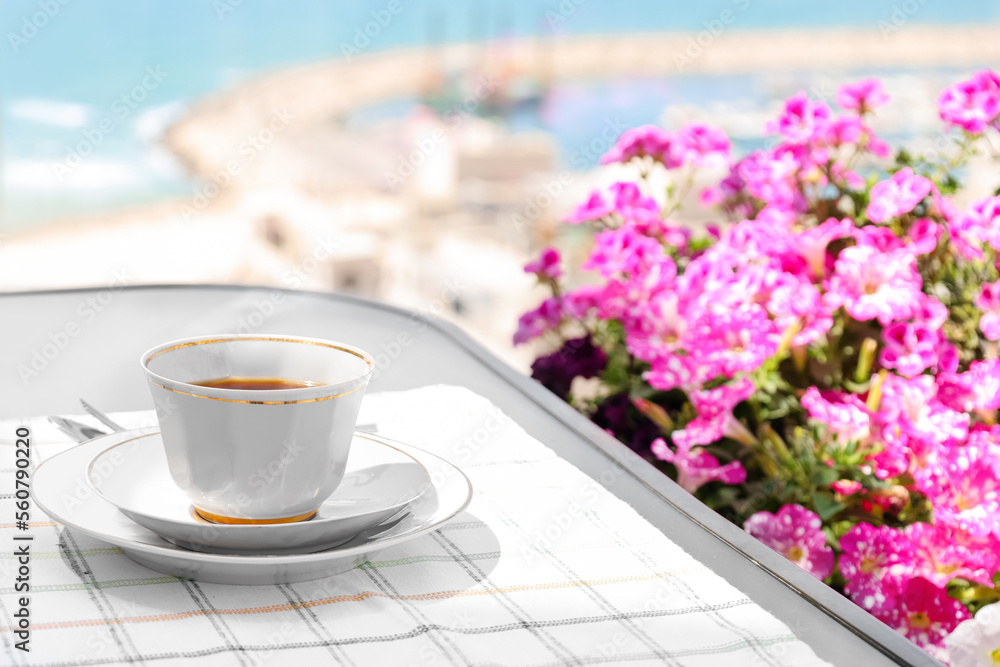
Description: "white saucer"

(32, 427), (473, 585)
(87, 433), (432, 555)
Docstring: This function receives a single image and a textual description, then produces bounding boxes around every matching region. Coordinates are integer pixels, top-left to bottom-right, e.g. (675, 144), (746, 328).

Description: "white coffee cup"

(141, 334), (374, 524)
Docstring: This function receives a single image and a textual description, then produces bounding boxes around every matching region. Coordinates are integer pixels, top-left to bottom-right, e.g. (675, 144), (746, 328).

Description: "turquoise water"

(3, 0), (1000, 229)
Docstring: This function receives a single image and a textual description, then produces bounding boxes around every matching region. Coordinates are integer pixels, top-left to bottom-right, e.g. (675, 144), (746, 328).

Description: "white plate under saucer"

(87, 432), (432, 555)
(32, 427), (473, 585)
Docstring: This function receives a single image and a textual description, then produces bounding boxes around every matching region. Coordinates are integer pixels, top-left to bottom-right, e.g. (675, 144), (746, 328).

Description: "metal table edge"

(2, 283), (941, 666)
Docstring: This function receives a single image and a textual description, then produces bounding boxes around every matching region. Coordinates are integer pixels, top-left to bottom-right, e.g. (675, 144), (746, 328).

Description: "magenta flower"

(975, 281), (1000, 341)
(906, 218), (942, 256)
(823, 245), (923, 326)
(564, 189), (613, 224)
(936, 360), (1000, 414)
(882, 577), (972, 655)
(584, 226), (673, 280)
(690, 303), (779, 378)
(822, 115), (864, 147)
(744, 504), (834, 580)
(906, 522), (999, 588)
(853, 225), (904, 253)
(866, 168), (934, 223)
(651, 437), (746, 494)
(837, 78), (891, 114)
(879, 374), (969, 452)
(561, 284), (604, 319)
(766, 91), (832, 144)
(513, 298), (562, 345)
(524, 247), (562, 281)
(948, 206), (991, 261)
(879, 321), (945, 378)
(832, 480), (864, 496)
(675, 122), (731, 168)
(790, 216), (855, 277)
(938, 70), (1000, 134)
(801, 387), (871, 443)
(736, 149), (803, 211)
(839, 523), (912, 612)
(919, 437), (1000, 538)
(600, 124), (681, 167)
(671, 377), (757, 448)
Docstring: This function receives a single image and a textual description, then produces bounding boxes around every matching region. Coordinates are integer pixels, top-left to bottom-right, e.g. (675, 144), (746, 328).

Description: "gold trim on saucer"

(193, 508), (318, 525)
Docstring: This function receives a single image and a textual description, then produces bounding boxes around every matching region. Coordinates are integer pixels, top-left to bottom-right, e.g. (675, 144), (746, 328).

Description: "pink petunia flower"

(524, 247), (562, 281)
(790, 217), (855, 277)
(837, 78), (891, 114)
(919, 436), (1000, 538)
(584, 226), (674, 280)
(801, 387), (870, 443)
(743, 504), (835, 580)
(513, 298), (562, 345)
(688, 303), (780, 378)
(675, 122), (731, 169)
(823, 245), (923, 326)
(651, 437), (746, 494)
(601, 125), (681, 167)
(906, 522), (999, 588)
(839, 523), (913, 613)
(880, 577), (971, 655)
(976, 281), (1000, 341)
(879, 321), (945, 378)
(938, 70), (1000, 134)
(832, 480), (864, 496)
(936, 360), (1000, 414)
(866, 168), (935, 223)
(670, 377), (757, 449)
(906, 218), (943, 256)
(561, 284), (604, 319)
(766, 91), (832, 144)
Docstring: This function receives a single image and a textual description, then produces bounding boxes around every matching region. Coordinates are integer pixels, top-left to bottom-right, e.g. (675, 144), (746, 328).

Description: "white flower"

(947, 603), (1000, 667)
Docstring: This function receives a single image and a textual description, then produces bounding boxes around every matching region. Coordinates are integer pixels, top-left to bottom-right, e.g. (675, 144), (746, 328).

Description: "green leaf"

(809, 467), (840, 487)
(812, 492), (847, 521)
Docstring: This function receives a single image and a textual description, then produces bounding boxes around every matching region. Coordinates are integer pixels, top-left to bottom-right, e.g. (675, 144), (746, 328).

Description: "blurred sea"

(3, 0), (1000, 230)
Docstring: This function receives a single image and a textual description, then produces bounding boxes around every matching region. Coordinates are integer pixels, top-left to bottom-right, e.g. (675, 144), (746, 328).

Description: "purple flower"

(590, 392), (661, 455)
(744, 504), (834, 580)
(866, 168), (934, 223)
(524, 247), (562, 281)
(565, 189), (614, 224)
(837, 78), (890, 114)
(513, 298), (562, 345)
(530, 337), (607, 400)
(938, 70), (1000, 134)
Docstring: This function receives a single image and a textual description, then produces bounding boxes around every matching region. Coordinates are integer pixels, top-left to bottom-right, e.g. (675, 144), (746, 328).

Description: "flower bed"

(515, 73), (1000, 664)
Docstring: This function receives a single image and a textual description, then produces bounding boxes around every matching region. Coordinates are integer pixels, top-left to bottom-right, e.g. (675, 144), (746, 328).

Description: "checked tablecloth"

(0, 385), (831, 666)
